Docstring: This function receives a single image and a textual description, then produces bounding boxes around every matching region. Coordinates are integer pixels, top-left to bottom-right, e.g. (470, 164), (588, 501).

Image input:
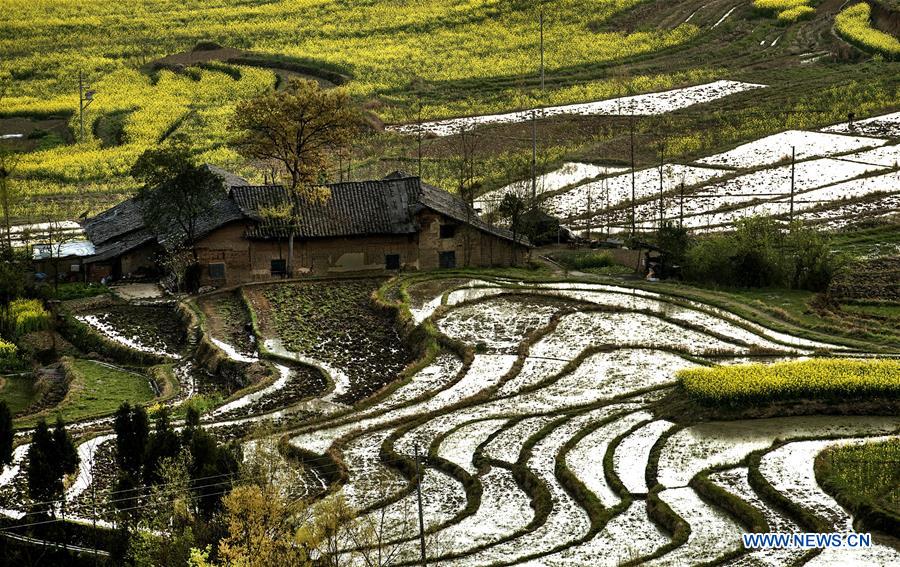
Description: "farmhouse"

(80, 167), (529, 286)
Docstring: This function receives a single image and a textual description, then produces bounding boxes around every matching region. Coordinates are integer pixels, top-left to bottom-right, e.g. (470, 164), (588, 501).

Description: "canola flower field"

(1, 0), (697, 122)
(835, 3), (900, 60)
(0, 0), (703, 220)
(678, 358), (900, 403)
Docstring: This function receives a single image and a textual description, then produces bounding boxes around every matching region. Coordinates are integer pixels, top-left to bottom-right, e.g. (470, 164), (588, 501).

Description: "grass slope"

(0, 375), (39, 415)
(17, 358), (155, 427)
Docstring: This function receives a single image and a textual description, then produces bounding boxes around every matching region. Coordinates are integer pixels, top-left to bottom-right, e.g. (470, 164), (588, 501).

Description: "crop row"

(678, 358), (900, 404)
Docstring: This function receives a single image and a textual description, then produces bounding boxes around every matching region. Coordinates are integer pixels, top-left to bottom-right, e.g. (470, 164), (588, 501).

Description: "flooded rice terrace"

(1, 276), (897, 565)
(282, 277), (900, 565)
(76, 302), (187, 358)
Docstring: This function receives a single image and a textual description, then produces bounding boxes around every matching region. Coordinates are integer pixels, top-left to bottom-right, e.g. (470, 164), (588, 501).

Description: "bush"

(8, 299), (51, 337)
(40, 282), (110, 301)
(0, 338), (17, 364)
(554, 251), (614, 271)
(682, 217), (839, 291)
(835, 3), (900, 60)
(753, 0), (807, 11)
(777, 5), (815, 22)
(678, 358), (900, 404)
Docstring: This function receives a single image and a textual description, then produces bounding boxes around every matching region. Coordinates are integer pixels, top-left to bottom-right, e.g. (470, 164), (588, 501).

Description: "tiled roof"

(81, 164), (250, 261)
(232, 173), (529, 245)
(81, 167), (528, 265)
(81, 197), (145, 247)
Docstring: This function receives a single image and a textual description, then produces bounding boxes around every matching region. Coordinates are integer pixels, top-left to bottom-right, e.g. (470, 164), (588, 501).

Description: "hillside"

(0, 0), (898, 223)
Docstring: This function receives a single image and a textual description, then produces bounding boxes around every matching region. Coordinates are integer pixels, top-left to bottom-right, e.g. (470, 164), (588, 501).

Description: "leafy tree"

(683, 217), (841, 291)
(128, 450), (199, 567)
(211, 484), (313, 567)
(182, 407), (239, 517)
(498, 193), (526, 265)
(0, 76), (21, 251)
(0, 401), (12, 465)
(130, 141), (226, 290)
(143, 408), (181, 486)
(785, 222), (842, 291)
(655, 222), (690, 265)
(113, 469), (142, 526)
(230, 79), (360, 274)
(0, 248), (26, 338)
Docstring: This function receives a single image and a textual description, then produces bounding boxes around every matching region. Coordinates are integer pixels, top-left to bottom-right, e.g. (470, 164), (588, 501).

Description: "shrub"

(835, 3), (900, 60)
(754, 0), (815, 23)
(682, 217), (839, 290)
(678, 358), (900, 404)
(754, 0), (807, 11)
(9, 299), (51, 337)
(41, 282), (110, 301)
(0, 339), (18, 363)
(553, 251), (614, 271)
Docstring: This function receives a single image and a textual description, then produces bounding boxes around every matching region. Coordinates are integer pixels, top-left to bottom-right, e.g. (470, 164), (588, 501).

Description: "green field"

(0, 0), (898, 221)
(816, 438), (900, 531)
(17, 358), (156, 427)
(0, 375), (39, 415)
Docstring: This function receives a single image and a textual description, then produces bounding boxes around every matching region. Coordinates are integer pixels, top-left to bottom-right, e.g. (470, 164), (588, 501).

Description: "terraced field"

(0, 275), (897, 563)
(479, 114), (900, 233)
(276, 276), (899, 565)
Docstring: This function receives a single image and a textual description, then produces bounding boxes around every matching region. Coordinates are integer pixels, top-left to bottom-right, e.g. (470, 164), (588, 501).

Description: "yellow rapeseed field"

(678, 358), (900, 403)
(835, 3), (900, 60)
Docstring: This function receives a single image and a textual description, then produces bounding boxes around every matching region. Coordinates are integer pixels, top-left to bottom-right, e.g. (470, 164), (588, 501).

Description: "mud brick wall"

(193, 213), (529, 287)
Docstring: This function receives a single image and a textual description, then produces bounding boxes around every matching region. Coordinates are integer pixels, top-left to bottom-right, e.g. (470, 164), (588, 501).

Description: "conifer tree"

(53, 416), (78, 477)
(26, 419), (62, 514)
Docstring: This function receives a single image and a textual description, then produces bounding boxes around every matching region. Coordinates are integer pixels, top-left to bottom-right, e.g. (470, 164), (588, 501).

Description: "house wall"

(416, 211), (528, 269)
(193, 214), (528, 287)
(120, 243), (160, 277)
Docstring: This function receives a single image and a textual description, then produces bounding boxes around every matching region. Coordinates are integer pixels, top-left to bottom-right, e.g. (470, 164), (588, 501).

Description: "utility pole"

(679, 181), (685, 228)
(91, 456), (98, 565)
(604, 177), (610, 240)
(658, 140), (665, 229)
(79, 70), (85, 141)
(630, 114), (636, 235)
(417, 100), (423, 178)
(539, 6), (545, 91)
(789, 145), (796, 225)
(586, 182), (592, 241)
(531, 111), (537, 204)
(533, 5), (544, 206)
(415, 445), (427, 567)
(78, 71), (97, 142)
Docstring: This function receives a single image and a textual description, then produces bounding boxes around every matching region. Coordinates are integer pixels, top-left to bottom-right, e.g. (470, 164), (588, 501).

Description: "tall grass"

(817, 438), (900, 533)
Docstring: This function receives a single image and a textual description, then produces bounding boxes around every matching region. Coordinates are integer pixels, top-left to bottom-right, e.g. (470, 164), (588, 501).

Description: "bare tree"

(455, 125), (481, 267)
(0, 75), (21, 251)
